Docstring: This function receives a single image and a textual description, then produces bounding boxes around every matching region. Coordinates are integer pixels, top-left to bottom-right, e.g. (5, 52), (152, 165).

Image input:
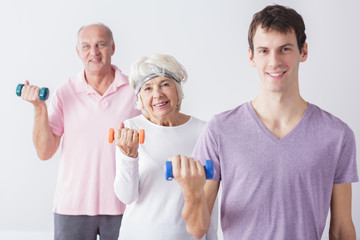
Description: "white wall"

(1, 0), (359, 239)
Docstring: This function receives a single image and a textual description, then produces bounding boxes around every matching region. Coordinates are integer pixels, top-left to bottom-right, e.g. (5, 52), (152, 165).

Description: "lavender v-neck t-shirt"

(193, 102), (358, 240)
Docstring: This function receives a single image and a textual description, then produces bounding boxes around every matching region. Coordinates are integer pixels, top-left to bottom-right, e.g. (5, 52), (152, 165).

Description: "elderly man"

(20, 23), (140, 240)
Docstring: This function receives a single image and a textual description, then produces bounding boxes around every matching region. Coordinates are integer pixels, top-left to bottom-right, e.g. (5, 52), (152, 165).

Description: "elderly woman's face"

(139, 76), (179, 121)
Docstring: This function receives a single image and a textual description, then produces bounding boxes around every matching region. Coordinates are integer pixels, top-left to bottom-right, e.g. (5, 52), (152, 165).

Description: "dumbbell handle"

(108, 128), (145, 144)
(164, 159), (214, 181)
(16, 83), (49, 101)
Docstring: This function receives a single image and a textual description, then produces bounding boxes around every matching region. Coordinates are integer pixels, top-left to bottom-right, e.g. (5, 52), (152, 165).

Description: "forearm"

(206, 195), (219, 240)
(182, 190), (211, 239)
(329, 183), (356, 240)
(32, 104), (59, 160)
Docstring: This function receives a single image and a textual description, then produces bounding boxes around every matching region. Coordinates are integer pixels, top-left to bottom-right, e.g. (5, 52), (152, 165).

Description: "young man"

(170, 5), (358, 240)
(20, 23), (140, 240)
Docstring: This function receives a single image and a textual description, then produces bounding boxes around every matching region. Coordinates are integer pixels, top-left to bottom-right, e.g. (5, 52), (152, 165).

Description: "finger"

(180, 155), (190, 178)
(23, 85), (38, 99)
(114, 128), (122, 141)
(121, 128), (131, 143)
(30, 87), (40, 101)
(188, 158), (199, 177)
(195, 160), (205, 177)
(132, 130), (139, 143)
(125, 129), (134, 143)
(21, 84), (32, 100)
(120, 122), (125, 129)
(170, 155), (181, 178)
(25, 80), (29, 86)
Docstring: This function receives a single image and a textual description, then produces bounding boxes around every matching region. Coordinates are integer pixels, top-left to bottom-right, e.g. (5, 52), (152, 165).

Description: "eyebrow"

(278, 43), (295, 49)
(158, 78), (171, 83)
(142, 78), (171, 87)
(80, 40), (106, 45)
(255, 43), (295, 50)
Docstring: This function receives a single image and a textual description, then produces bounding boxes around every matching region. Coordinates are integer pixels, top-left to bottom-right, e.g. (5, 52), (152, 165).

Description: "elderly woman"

(113, 54), (218, 240)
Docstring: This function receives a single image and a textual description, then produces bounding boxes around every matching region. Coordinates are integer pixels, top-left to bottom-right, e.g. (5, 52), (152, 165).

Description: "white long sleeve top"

(114, 115), (218, 240)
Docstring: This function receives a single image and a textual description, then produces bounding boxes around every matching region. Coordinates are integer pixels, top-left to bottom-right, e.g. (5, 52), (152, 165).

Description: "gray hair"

(77, 23), (114, 45)
(129, 54), (188, 115)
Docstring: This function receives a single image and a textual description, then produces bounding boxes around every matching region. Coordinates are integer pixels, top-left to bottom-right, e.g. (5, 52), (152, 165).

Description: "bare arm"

(183, 180), (219, 239)
(329, 183), (356, 240)
(21, 81), (60, 160)
(170, 155), (220, 239)
(32, 104), (61, 160)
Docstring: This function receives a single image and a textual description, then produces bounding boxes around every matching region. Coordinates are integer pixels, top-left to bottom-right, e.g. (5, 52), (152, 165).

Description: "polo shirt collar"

(74, 65), (128, 95)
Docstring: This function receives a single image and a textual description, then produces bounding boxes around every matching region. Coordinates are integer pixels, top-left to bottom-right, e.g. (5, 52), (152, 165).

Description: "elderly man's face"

(76, 24), (115, 75)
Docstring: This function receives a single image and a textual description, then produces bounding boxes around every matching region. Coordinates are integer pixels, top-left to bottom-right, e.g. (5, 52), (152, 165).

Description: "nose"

(90, 46), (100, 56)
(268, 51), (282, 68)
(153, 87), (163, 99)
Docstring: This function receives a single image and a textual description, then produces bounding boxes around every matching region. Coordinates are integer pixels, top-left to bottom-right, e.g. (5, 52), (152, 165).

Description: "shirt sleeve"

(113, 147), (140, 204)
(334, 126), (359, 184)
(48, 85), (64, 137)
(192, 116), (221, 181)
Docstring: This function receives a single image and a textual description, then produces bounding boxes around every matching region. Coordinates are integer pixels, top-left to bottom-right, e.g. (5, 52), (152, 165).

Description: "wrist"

(34, 101), (47, 110)
(183, 189), (205, 203)
(128, 152), (138, 158)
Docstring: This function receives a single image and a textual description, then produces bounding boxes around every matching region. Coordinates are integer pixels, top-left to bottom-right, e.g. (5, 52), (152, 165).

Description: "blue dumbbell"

(164, 159), (214, 181)
(16, 83), (49, 101)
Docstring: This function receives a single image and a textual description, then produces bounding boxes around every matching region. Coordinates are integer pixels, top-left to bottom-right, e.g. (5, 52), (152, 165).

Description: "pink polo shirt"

(48, 65), (140, 215)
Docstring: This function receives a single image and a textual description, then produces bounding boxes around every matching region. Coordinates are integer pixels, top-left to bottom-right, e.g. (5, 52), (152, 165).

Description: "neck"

(253, 90), (306, 116)
(84, 66), (115, 96)
(252, 92), (308, 139)
(147, 112), (190, 127)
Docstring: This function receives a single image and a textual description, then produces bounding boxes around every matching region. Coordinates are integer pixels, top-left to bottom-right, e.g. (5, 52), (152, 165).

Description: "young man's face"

(249, 26), (307, 94)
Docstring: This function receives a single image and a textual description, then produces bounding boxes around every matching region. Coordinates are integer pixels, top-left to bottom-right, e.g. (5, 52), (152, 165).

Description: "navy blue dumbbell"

(164, 159), (214, 181)
(16, 83), (49, 101)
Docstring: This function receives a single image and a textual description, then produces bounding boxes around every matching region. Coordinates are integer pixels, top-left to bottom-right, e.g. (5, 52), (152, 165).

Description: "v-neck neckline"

(246, 101), (312, 143)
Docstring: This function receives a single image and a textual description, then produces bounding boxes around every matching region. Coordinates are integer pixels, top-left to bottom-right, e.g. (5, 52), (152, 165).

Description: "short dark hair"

(248, 5), (306, 54)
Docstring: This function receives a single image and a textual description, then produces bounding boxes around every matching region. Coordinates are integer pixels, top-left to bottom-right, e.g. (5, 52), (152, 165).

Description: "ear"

(111, 42), (115, 56)
(139, 95), (149, 116)
(139, 95), (145, 109)
(300, 42), (308, 62)
(249, 48), (256, 67)
(76, 45), (80, 58)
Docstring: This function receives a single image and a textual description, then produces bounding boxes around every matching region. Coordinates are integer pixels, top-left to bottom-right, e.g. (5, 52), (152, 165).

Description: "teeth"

(154, 102), (167, 107)
(269, 72), (283, 77)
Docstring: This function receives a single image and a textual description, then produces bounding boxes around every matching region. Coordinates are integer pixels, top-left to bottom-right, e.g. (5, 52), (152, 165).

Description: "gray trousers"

(54, 213), (123, 240)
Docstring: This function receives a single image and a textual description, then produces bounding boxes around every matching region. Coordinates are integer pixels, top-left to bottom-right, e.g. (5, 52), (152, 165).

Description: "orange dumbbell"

(108, 128), (145, 144)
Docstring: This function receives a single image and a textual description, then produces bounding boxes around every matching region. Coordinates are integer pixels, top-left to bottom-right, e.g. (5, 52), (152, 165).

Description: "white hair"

(77, 22), (114, 45)
(129, 54), (188, 115)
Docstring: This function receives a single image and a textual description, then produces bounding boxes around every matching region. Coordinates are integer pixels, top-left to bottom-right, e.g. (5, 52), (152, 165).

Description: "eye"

(161, 82), (170, 87)
(258, 49), (267, 54)
(282, 47), (291, 52)
(82, 44), (89, 50)
(97, 42), (106, 48)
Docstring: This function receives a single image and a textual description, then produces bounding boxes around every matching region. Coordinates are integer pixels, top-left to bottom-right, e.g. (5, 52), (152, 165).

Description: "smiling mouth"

(268, 71), (286, 77)
(153, 101), (169, 108)
(90, 58), (101, 62)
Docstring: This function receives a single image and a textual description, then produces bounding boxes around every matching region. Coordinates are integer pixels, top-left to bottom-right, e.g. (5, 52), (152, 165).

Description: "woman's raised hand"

(114, 122), (140, 158)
